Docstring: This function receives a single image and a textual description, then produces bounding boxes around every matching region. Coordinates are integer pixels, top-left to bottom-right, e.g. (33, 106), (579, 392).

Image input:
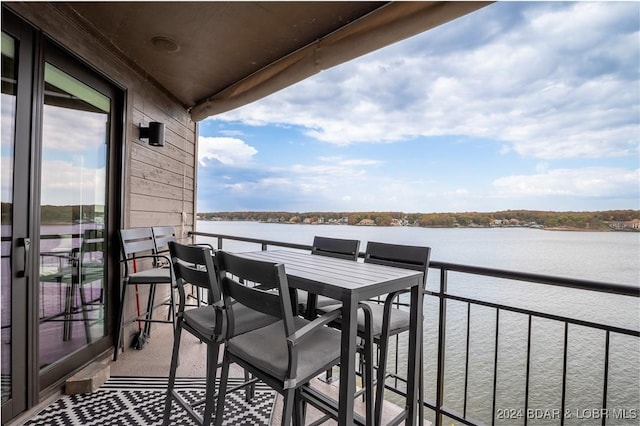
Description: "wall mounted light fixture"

(139, 122), (165, 146)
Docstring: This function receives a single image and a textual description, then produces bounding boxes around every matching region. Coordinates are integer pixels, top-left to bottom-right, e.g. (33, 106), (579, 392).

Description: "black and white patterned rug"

(23, 376), (276, 425)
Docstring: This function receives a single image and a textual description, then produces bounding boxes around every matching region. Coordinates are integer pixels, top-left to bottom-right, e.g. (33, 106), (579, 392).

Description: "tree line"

(1, 203), (104, 225)
(198, 209), (640, 230)
(3, 202), (636, 230)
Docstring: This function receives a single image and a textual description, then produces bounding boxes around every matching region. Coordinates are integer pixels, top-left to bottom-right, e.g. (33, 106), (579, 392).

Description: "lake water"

(194, 221), (640, 425)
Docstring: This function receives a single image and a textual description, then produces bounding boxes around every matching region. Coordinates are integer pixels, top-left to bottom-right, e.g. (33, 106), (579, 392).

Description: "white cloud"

(41, 160), (105, 205)
(1, 156), (13, 203)
(207, 2), (639, 160)
(493, 167), (640, 198)
(317, 156), (384, 167)
(198, 136), (257, 166)
(43, 105), (108, 151)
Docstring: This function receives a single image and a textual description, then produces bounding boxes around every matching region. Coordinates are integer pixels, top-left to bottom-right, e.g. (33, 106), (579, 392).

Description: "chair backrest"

(120, 227), (155, 258)
(81, 228), (104, 256)
(152, 226), (177, 255)
(311, 236), (360, 261)
(77, 228), (105, 282)
(168, 241), (220, 308)
(215, 251), (294, 339)
(119, 227), (156, 275)
(364, 241), (431, 286)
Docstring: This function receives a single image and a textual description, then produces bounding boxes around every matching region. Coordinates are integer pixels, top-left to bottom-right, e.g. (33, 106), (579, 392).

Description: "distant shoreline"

(197, 210), (640, 232)
(198, 219), (638, 232)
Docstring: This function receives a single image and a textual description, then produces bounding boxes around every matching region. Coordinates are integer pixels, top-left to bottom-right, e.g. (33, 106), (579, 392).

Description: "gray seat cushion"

(320, 301), (410, 337)
(183, 303), (278, 341)
(227, 316), (341, 385)
(296, 290), (339, 310)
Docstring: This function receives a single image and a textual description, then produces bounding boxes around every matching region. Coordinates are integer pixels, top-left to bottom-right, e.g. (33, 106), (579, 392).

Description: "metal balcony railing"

(191, 230), (639, 426)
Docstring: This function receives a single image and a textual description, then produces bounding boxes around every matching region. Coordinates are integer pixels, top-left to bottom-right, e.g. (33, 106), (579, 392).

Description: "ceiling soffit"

(63, 1), (490, 121)
(191, 2), (491, 121)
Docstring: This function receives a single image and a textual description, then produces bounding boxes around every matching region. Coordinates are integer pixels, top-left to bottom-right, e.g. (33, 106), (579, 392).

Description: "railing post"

(602, 330), (610, 426)
(261, 243), (267, 251)
(217, 237), (222, 250)
(436, 268), (448, 426)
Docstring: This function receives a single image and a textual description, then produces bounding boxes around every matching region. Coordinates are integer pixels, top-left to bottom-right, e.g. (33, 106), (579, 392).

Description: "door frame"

(1, 8), (124, 421)
(38, 38), (124, 391)
(2, 12), (36, 421)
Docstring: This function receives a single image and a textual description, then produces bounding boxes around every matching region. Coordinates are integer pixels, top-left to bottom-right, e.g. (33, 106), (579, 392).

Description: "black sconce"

(139, 122), (165, 146)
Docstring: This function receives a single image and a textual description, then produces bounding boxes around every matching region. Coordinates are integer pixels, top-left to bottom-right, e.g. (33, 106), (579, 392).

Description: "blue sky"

(196, 2), (639, 213)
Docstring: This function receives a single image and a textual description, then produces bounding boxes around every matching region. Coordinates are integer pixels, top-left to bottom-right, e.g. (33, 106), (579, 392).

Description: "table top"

(237, 250), (423, 301)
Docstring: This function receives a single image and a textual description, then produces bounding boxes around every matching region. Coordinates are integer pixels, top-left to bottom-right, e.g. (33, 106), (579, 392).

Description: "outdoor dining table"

(237, 249), (424, 426)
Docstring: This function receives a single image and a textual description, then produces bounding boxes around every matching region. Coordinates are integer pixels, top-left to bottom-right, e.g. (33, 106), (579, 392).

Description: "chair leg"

(63, 281), (74, 341)
(419, 342), (424, 426)
(244, 370), (255, 402)
(143, 283), (156, 338)
(362, 309), (374, 426)
(374, 333), (391, 426)
(323, 367), (334, 383)
(203, 340), (220, 425)
(293, 388), (306, 426)
(281, 390), (295, 426)
(78, 281), (92, 344)
(113, 280), (128, 361)
(162, 320), (183, 426)
(169, 285), (177, 336)
(214, 355), (230, 426)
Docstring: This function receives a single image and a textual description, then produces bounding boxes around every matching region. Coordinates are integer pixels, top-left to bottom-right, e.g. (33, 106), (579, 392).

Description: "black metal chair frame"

(114, 227), (176, 360)
(153, 225), (213, 306)
(308, 236), (361, 384)
(162, 242), (222, 425)
(214, 251), (345, 426)
(362, 241), (431, 426)
(303, 236), (360, 317)
(162, 242), (280, 425)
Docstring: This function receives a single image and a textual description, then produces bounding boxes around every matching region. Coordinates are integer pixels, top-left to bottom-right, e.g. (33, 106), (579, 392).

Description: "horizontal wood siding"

(7, 3), (198, 352)
(6, 3), (197, 235)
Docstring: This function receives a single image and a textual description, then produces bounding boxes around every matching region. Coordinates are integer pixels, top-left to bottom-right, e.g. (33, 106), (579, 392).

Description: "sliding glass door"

(1, 9), (122, 421)
(38, 61), (110, 370)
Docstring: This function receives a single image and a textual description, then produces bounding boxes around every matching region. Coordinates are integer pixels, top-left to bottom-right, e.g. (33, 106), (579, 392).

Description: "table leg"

(406, 284), (423, 425)
(338, 294), (358, 425)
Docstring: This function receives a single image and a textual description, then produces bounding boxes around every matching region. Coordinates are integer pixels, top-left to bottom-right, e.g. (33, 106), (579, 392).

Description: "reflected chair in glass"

(69, 228), (105, 343)
(39, 229), (104, 344)
(214, 251), (345, 426)
(322, 241), (431, 425)
(162, 242), (278, 426)
(114, 227), (175, 360)
(39, 239), (75, 341)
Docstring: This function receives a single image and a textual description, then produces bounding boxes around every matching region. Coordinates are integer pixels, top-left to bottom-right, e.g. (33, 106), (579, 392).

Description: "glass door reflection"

(39, 63), (109, 370)
(1, 30), (17, 405)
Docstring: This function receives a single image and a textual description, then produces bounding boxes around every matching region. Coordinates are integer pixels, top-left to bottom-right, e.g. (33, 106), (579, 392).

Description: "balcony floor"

(111, 320), (405, 425)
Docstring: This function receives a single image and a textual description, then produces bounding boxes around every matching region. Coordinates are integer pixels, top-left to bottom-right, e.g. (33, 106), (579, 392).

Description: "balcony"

(20, 231), (639, 425)
(189, 231), (639, 426)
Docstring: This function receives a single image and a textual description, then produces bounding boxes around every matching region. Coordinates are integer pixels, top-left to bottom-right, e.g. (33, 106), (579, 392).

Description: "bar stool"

(162, 242), (279, 425)
(320, 241), (431, 425)
(114, 227), (175, 360)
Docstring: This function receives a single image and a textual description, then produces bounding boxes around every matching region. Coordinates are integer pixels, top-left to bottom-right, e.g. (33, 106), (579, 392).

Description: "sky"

(196, 2), (640, 214)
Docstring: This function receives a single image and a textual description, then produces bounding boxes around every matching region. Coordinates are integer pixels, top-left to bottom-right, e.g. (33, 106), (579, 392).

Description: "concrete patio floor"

(8, 311), (406, 425)
(111, 320), (405, 425)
